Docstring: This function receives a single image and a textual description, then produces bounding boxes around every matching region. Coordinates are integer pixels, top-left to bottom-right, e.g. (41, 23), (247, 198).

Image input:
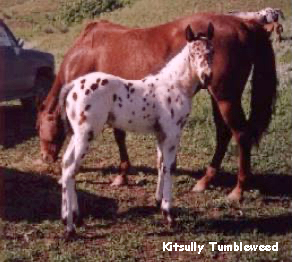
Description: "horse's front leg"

(111, 128), (130, 186)
(193, 98), (232, 192)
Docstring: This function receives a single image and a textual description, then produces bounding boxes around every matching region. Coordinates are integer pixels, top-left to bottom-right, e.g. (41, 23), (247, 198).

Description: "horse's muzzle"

(201, 72), (212, 87)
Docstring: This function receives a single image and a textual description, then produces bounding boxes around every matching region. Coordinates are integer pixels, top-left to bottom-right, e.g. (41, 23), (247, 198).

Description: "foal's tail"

(248, 22), (277, 144)
(59, 83), (75, 128)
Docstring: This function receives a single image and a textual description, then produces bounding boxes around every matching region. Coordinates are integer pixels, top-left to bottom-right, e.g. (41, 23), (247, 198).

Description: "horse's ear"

(207, 22), (214, 40)
(186, 25), (195, 42)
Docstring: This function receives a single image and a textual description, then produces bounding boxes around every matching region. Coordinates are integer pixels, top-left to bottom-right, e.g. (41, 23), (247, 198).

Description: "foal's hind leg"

(60, 131), (92, 237)
(193, 98), (232, 192)
(110, 129), (130, 186)
(216, 100), (252, 201)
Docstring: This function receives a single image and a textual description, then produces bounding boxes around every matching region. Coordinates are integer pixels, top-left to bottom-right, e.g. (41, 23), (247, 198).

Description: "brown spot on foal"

(85, 89), (90, 95)
(72, 92), (78, 101)
(85, 105), (91, 111)
(78, 112), (87, 125)
(101, 79), (109, 85)
(90, 83), (98, 91)
(170, 108), (174, 119)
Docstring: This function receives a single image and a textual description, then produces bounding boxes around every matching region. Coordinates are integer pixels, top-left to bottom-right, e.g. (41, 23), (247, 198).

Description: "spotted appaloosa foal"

(58, 23), (214, 237)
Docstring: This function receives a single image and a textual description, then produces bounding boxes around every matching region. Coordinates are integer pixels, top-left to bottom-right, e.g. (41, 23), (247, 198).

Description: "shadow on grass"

(82, 165), (292, 197)
(142, 207), (292, 237)
(0, 104), (37, 148)
(194, 213), (292, 236)
(1, 167), (118, 223)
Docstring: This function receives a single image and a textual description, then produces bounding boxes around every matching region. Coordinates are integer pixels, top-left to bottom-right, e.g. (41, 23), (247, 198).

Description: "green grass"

(0, 0), (291, 261)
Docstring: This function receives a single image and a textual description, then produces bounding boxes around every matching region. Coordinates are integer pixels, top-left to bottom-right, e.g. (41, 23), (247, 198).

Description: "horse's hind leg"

(193, 97), (232, 192)
(110, 128), (130, 186)
(216, 100), (252, 201)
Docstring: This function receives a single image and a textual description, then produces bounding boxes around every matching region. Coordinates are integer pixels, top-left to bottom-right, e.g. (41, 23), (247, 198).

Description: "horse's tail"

(248, 22), (277, 144)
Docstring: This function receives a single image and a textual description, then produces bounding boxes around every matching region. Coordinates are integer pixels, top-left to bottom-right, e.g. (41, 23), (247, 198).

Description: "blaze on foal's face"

(38, 110), (65, 163)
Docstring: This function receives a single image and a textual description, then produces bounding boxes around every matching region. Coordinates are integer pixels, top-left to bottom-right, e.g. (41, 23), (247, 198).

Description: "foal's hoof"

(162, 209), (175, 227)
(192, 181), (207, 193)
(64, 229), (76, 242)
(155, 199), (162, 210)
(62, 218), (67, 226)
(110, 175), (128, 186)
(73, 212), (84, 227)
(227, 190), (242, 202)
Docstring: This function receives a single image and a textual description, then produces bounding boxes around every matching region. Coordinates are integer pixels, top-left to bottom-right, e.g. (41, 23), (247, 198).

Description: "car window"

(0, 26), (12, 47)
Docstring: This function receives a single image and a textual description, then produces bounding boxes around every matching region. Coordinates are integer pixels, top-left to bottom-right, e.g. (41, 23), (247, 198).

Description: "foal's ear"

(207, 22), (214, 40)
(185, 25), (196, 42)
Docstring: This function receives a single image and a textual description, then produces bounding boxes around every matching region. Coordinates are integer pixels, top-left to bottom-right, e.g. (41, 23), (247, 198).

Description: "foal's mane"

(147, 45), (186, 77)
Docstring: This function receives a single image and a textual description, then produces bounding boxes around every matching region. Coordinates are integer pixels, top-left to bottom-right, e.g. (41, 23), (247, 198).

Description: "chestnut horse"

(37, 12), (277, 201)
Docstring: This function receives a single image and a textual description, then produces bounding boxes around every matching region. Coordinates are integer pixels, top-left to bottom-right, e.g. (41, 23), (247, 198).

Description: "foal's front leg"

(155, 144), (163, 208)
(158, 137), (178, 225)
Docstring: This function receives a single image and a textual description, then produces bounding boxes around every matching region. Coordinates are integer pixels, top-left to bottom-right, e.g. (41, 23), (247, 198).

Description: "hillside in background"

(0, 0), (291, 66)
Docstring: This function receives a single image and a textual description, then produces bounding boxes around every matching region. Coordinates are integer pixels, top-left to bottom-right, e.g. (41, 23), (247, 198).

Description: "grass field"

(0, 0), (292, 261)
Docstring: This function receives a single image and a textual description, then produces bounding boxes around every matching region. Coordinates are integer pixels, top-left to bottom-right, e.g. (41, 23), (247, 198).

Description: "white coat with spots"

(228, 7), (285, 42)
(58, 23), (215, 238)
(228, 7), (285, 23)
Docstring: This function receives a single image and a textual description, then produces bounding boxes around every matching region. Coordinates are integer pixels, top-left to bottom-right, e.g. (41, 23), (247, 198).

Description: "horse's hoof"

(64, 229), (76, 242)
(73, 211), (83, 227)
(110, 175), (128, 186)
(227, 190), (242, 202)
(192, 181), (207, 192)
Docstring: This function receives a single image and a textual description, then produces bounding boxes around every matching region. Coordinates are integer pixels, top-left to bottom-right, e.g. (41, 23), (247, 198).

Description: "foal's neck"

(154, 45), (195, 90)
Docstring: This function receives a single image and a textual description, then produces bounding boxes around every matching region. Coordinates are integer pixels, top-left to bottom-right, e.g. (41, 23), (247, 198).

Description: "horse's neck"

(155, 45), (191, 83)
